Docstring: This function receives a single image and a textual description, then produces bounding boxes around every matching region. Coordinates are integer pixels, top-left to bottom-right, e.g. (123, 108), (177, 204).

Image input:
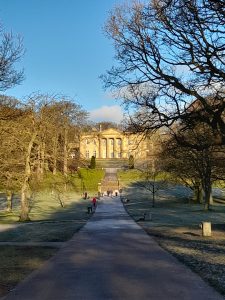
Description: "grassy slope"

(78, 168), (105, 192)
(119, 170), (225, 296)
(0, 169), (105, 297)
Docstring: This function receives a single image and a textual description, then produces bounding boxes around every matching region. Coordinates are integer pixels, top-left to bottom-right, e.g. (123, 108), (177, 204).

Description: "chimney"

(99, 124), (102, 132)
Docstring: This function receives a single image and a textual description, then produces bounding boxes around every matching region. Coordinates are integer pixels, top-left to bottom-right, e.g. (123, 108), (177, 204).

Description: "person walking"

(92, 196), (97, 208)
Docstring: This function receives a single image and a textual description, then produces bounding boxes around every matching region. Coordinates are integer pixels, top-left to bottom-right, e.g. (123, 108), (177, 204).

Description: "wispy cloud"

(89, 105), (124, 123)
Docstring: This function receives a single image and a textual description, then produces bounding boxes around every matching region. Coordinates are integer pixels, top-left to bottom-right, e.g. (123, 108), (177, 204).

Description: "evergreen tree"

(90, 156), (96, 169)
(129, 155), (134, 169)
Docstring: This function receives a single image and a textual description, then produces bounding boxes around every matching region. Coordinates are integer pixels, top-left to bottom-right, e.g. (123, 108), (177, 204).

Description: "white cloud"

(89, 105), (124, 123)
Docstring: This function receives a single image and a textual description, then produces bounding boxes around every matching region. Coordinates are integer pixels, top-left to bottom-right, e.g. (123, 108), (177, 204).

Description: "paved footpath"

(2, 197), (224, 300)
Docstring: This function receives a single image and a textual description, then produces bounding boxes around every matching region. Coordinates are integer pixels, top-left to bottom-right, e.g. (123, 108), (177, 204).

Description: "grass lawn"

(122, 181), (225, 296)
(0, 191), (94, 241)
(78, 168), (105, 192)
(0, 186), (97, 297)
(117, 169), (142, 186)
(0, 246), (58, 297)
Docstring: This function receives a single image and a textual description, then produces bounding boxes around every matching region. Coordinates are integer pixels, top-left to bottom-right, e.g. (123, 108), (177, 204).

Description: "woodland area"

(0, 94), (88, 221)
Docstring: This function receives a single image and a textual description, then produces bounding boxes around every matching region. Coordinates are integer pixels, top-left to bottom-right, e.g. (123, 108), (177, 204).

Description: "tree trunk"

(40, 141), (45, 175)
(63, 127), (68, 176)
(19, 131), (37, 221)
(193, 184), (203, 203)
(37, 141), (45, 180)
(202, 149), (212, 211)
(152, 183), (155, 207)
(203, 181), (212, 211)
(209, 192), (213, 205)
(20, 184), (30, 221)
(6, 191), (13, 212)
(52, 135), (58, 175)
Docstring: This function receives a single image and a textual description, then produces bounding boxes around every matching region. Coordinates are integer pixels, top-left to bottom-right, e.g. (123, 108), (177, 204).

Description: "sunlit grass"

(117, 169), (142, 186)
(78, 168), (105, 191)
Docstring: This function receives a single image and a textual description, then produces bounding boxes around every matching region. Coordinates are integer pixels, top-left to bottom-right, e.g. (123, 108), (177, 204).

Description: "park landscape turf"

(1, 167), (225, 297)
(0, 168), (105, 297)
(119, 170), (225, 296)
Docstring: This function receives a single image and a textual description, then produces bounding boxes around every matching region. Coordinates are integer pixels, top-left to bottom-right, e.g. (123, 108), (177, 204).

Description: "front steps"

(96, 158), (128, 169)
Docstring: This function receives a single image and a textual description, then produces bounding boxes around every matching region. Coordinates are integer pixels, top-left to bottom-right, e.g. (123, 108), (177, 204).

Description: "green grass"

(122, 183), (225, 296)
(0, 192), (93, 242)
(78, 168), (105, 191)
(123, 183), (225, 226)
(0, 246), (57, 297)
(117, 169), (142, 185)
(0, 171), (104, 297)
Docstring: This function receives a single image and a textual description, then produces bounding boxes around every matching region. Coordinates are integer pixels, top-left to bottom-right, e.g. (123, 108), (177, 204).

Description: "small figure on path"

(107, 190), (110, 197)
(92, 196), (97, 208)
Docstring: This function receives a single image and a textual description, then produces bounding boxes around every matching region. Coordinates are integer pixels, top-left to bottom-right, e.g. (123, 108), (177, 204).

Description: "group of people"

(85, 189), (122, 213)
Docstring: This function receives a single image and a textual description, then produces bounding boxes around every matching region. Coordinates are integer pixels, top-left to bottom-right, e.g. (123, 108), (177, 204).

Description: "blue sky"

(0, 0), (124, 122)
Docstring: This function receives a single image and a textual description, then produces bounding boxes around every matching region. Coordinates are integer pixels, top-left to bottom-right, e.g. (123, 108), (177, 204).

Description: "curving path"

(2, 196), (224, 300)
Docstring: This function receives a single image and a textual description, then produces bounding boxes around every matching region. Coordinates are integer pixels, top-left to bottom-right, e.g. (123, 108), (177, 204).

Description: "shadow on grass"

(0, 246), (57, 297)
(0, 196), (94, 243)
(122, 182), (225, 227)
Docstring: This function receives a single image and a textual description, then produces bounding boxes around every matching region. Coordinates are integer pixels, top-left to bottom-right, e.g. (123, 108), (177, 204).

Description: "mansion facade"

(79, 128), (149, 160)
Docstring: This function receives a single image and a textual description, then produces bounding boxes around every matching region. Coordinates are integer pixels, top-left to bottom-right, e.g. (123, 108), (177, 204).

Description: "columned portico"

(99, 137), (124, 158)
(80, 127), (149, 160)
(99, 138), (102, 158)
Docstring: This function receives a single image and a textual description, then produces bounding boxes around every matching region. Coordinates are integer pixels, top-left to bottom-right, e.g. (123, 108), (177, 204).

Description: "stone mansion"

(79, 128), (149, 160)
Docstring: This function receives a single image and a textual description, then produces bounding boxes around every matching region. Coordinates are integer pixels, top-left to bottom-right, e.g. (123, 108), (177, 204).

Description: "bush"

(129, 155), (134, 169)
(90, 156), (96, 169)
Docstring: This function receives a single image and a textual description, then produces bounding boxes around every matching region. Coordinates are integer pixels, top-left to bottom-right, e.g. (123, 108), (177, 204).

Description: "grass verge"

(123, 183), (225, 296)
(0, 191), (95, 297)
(0, 246), (58, 297)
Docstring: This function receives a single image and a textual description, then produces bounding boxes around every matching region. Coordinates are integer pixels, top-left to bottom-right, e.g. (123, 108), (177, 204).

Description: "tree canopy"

(103, 0), (225, 145)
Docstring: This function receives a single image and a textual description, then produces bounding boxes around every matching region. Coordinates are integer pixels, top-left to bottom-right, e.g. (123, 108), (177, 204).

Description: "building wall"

(79, 128), (149, 159)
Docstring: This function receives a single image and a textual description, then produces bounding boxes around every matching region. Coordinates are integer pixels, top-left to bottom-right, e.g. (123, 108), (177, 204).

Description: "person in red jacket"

(92, 196), (97, 208)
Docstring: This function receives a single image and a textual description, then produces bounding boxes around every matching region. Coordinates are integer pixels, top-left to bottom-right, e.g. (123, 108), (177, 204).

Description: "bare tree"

(0, 93), (88, 220)
(160, 126), (225, 210)
(137, 159), (167, 208)
(0, 30), (24, 91)
(103, 0), (225, 145)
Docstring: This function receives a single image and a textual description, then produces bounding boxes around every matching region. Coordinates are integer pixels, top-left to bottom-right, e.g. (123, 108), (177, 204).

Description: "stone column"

(107, 139), (110, 158)
(121, 138), (124, 158)
(98, 138), (101, 158)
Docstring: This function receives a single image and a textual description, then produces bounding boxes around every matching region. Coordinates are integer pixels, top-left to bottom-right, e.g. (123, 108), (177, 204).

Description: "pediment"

(100, 128), (122, 135)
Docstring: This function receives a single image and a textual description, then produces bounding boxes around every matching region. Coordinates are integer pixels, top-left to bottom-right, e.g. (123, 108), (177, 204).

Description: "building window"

(93, 139), (96, 145)
(118, 153), (121, 158)
(86, 139), (90, 145)
(111, 152), (114, 158)
(86, 150), (89, 158)
(117, 139), (121, 145)
(110, 139), (114, 145)
(93, 150), (96, 157)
